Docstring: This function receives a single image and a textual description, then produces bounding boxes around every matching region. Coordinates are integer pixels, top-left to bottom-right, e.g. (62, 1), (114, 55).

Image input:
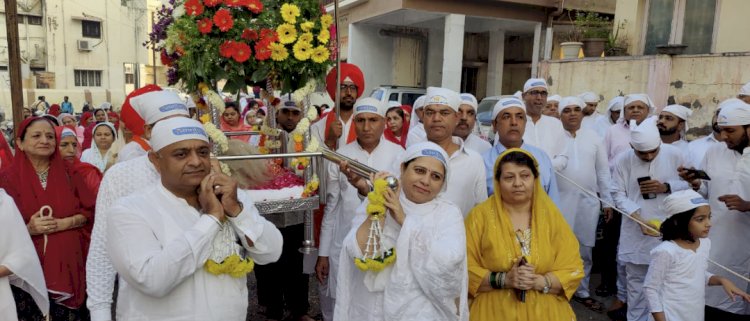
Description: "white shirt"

(81, 145), (115, 173)
(523, 115), (567, 159)
(86, 155), (159, 321)
(312, 113), (354, 150)
(557, 128), (614, 247)
(443, 137), (488, 216)
(686, 133), (723, 168)
(580, 113), (603, 133)
(644, 239), (712, 321)
(319, 139), (403, 298)
(383, 195), (469, 321)
(106, 184), (283, 321)
(462, 134), (492, 155)
(611, 144), (689, 265)
(405, 124), (427, 148)
(592, 113), (616, 138)
(696, 144), (750, 314)
(117, 141), (148, 164)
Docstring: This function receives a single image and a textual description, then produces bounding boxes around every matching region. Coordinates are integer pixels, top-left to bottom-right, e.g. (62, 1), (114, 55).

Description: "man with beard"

(520, 78), (567, 162)
(276, 97), (303, 150)
(686, 107), (724, 168)
(680, 99), (750, 320)
(611, 116), (689, 321)
(556, 96), (614, 313)
(422, 87), (487, 216)
(657, 104), (692, 152)
(739, 82), (750, 104)
(605, 94), (654, 167)
(312, 63), (365, 151)
(453, 93), (491, 154)
(579, 91), (603, 131)
(315, 97), (403, 321)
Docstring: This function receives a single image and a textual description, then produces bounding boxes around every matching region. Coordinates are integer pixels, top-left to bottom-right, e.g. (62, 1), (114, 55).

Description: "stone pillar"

(486, 30), (505, 97)
(441, 14), (465, 91)
(531, 22), (542, 77)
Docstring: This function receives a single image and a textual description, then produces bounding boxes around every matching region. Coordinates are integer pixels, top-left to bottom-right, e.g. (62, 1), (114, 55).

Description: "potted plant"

(605, 20), (629, 56)
(574, 10), (612, 57)
(559, 27), (583, 59)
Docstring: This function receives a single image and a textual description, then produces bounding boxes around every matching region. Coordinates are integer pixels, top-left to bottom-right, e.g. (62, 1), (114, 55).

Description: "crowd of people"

(1, 61), (750, 321)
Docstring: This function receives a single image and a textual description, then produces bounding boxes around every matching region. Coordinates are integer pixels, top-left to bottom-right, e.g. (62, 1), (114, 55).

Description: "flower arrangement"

(301, 174), (319, 197)
(146, 0), (335, 94)
(355, 179), (397, 271)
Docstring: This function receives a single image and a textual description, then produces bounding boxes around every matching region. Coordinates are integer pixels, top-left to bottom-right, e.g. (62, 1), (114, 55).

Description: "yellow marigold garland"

(205, 254), (255, 278)
(302, 174), (319, 197)
(354, 178), (396, 271)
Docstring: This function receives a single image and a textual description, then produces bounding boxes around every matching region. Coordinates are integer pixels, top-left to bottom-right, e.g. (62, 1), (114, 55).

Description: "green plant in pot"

(575, 10), (612, 57)
(559, 27), (583, 59)
(605, 20), (629, 56)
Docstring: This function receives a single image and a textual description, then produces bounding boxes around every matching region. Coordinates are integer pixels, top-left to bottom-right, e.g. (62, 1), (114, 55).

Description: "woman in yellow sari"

(465, 148), (583, 320)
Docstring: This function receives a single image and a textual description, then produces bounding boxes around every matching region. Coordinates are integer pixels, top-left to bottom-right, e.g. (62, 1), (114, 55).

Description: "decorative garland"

(301, 174), (319, 197)
(354, 179), (396, 272)
(205, 254), (255, 278)
(198, 82), (226, 115)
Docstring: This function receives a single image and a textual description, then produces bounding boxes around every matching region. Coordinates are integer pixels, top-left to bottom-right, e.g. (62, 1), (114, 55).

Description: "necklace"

(37, 169), (49, 189)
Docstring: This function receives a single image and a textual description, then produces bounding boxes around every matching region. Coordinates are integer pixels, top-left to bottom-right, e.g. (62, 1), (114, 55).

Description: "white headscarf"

(408, 95), (427, 130)
(424, 87), (461, 112)
(401, 142), (450, 192)
(547, 94), (562, 103)
(608, 96), (625, 112)
(353, 97), (387, 118)
(491, 97), (525, 121)
(150, 117), (209, 152)
(624, 93), (656, 114)
(661, 189), (708, 219)
(523, 78), (548, 93)
(739, 81), (750, 97)
(662, 104), (693, 134)
(630, 116), (661, 151)
(459, 93), (478, 111)
(579, 92), (599, 103)
(717, 99), (750, 126)
(558, 96), (585, 114)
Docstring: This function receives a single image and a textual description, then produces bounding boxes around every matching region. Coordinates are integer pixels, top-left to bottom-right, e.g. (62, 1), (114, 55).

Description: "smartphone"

(637, 176), (657, 199)
(686, 168), (711, 180)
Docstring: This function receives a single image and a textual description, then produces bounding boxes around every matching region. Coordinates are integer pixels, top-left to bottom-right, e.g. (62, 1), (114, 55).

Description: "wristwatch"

(542, 275), (551, 294)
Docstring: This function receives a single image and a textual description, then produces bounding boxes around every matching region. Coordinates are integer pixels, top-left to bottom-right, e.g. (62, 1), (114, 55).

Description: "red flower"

(223, 0), (247, 7)
(242, 28), (258, 41)
(160, 50), (173, 66)
(254, 40), (271, 61)
(197, 18), (212, 34)
(260, 28), (278, 42)
(204, 0), (221, 7)
(213, 8), (234, 32)
(232, 42), (252, 63)
(184, 0), (204, 16)
(219, 40), (236, 58)
(246, 0), (263, 14)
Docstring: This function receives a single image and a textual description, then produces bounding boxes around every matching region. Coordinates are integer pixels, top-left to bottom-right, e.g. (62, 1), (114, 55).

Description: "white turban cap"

(129, 91), (190, 125)
(579, 92), (599, 103)
(558, 96), (585, 115)
(492, 97), (526, 121)
(624, 93), (656, 114)
(739, 81), (750, 96)
(717, 98), (750, 126)
(424, 87), (461, 112)
(662, 104), (693, 121)
(523, 78), (548, 93)
(630, 116), (661, 151)
(607, 96), (625, 112)
(547, 94), (562, 103)
(460, 93), (478, 111)
(661, 189), (709, 219)
(353, 97), (387, 118)
(401, 141), (450, 192)
(150, 117), (209, 152)
(387, 101), (401, 109)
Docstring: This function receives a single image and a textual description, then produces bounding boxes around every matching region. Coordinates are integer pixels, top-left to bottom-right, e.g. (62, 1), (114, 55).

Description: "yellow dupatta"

(465, 148), (583, 321)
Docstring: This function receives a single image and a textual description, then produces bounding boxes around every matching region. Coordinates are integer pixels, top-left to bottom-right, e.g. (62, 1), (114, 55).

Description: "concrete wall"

(540, 53), (750, 136)
(348, 23), (395, 96)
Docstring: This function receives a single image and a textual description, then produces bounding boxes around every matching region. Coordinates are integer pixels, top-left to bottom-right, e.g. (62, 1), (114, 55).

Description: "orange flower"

(204, 0), (221, 7)
(197, 18), (212, 34)
(254, 40), (271, 61)
(184, 0), (204, 16)
(246, 0), (263, 14)
(232, 42), (252, 63)
(219, 40), (235, 58)
(242, 28), (258, 41)
(213, 8), (234, 32)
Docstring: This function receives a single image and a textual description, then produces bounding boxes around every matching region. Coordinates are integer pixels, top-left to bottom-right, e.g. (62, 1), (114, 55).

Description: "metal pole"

(333, 0), (341, 149)
(4, 0), (24, 138)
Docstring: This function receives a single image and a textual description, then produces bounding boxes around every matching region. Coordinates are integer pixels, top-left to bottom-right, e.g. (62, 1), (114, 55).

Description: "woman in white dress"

(80, 122), (117, 173)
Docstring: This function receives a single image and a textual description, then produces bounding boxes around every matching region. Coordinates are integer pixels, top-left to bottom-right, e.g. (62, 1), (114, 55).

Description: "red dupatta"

(0, 117), (89, 308)
(383, 104), (411, 148)
(0, 132), (12, 170)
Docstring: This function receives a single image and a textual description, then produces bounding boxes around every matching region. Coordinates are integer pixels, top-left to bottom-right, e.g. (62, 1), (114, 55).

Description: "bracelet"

(489, 272), (497, 289)
(500, 272), (506, 289)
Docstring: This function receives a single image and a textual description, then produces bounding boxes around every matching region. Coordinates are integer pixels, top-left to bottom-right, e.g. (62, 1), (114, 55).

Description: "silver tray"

(255, 196), (319, 228)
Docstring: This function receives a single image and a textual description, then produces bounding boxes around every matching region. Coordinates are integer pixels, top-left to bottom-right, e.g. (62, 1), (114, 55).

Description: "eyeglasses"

(340, 84), (358, 92)
(526, 90), (548, 97)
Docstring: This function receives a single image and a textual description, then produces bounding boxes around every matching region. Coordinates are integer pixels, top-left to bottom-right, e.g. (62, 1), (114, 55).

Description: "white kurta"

(592, 113), (616, 138)
(463, 134), (492, 155)
(383, 195), (468, 321)
(604, 121), (631, 170)
(686, 133), (723, 168)
(311, 114), (354, 150)
(668, 139), (689, 163)
(696, 144), (750, 314)
(106, 184), (283, 321)
(644, 239), (712, 321)
(81, 146), (115, 173)
(405, 124), (427, 148)
(580, 113), (603, 133)
(443, 137), (488, 216)
(86, 155), (159, 321)
(523, 115), (567, 160)
(319, 139), (403, 299)
(117, 141), (148, 164)
(0, 189), (49, 321)
(611, 144), (689, 265)
(557, 128), (614, 247)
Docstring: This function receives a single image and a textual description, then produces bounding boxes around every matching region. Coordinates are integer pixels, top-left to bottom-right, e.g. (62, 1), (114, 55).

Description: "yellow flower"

(277, 23), (297, 44)
(311, 46), (330, 63)
(320, 14), (333, 28)
(293, 41), (312, 61)
(317, 29), (330, 44)
(269, 42), (289, 61)
(280, 3), (301, 24)
(298, 32), (313, 44)
(300, 21), (314, 32)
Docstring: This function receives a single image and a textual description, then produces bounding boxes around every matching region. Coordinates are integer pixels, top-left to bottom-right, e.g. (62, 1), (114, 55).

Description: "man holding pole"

(311, 63), (365, 151)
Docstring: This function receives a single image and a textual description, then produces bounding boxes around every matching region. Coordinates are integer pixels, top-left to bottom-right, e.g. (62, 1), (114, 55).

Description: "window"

(401, 93), (422, 106)
(82, 20), (101, 38)
(460, 67), (478, 95)
(27, 16), (42, 25)
(74, 70), (102, 87)
(643, 0), (716, 55)
(124, 63), (135, 84)
(389, 93), (398, 101)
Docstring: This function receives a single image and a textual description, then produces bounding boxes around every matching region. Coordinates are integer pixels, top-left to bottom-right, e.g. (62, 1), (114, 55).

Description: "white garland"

(203, 123), (229, 153)
(305, 137), (320, 153)
(291, 79), (317, 104)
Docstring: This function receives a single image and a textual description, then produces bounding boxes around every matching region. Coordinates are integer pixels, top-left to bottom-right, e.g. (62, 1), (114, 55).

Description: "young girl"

(644, 190), (750, 321)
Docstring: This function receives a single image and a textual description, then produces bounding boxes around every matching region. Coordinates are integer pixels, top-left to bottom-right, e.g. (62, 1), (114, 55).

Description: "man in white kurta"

(686, 104), (724, 168)
(592, 96), (623, 138)
(106, 117), (283, 321)
(686, 99), (750, 317)
(658, 104), (692, 153)
(556, 97), (615, 302)
(520, 78), (567, 160)
(316, 98), (403, 321)
(86, 91), (189, 321)
(453, 93), (492, 155)
(579, 91), (604, 132)
(421, 87), (487, 216)
(605, 94), (655, 169)
(405, 95), (427, 147)
(611, 116), (690, 321)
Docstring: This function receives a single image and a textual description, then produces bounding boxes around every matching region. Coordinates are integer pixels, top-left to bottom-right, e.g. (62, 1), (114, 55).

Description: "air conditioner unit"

(77, 40), (92, 51)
